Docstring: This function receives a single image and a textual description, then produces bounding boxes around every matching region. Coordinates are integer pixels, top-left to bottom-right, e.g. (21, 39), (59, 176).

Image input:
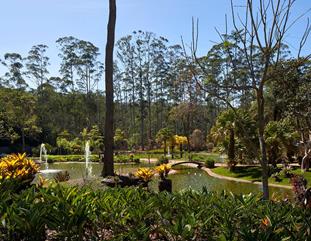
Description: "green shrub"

(47, 155), (100, 163)
(191, 155), (204, 161)
(114, 154), (141, 163)
(1, 186), (311, 240)
(156, 156), (169, 165)
(134, 158), (140, 164)
(46, 154), (140, 164)
(205, 159), (215, 168)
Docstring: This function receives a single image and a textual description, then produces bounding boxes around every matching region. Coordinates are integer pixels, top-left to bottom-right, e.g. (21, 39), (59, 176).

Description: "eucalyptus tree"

(116, 35), (137, 134)
(113, 63), (134, 135)
(152, 41), (182, 133)
(75, 40), (103, 95)
(57, 36), (103, 94)
(166, 45), (184, 104)
(116, 31), (174, 149)
(1, 53), (27, 89)
(25, 44), (50, 88)
(134, 30), (153, 150)
(57, 36), (78, 90)
(57, 36), (103, 129)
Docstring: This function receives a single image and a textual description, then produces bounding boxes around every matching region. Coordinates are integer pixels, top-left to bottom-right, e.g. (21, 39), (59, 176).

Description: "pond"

(40, 162), (292, 197)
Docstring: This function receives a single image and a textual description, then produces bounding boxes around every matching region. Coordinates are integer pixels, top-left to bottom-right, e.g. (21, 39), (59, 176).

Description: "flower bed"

(0, 185), (310, 240)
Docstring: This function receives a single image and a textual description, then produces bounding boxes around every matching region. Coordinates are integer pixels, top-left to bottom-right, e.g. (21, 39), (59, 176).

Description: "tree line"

(0, 32), (216, 154)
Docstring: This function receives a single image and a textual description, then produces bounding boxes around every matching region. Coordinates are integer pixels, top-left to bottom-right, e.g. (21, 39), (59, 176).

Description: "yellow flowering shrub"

(135, 168), (154, 182)
(155, 164), (171, 178)
(174, 135), (188, 145)
(0, 153), (39, 182)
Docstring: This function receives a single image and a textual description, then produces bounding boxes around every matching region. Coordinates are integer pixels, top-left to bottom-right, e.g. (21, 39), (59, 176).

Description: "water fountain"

(85, 140), (92, 179)
(167, 146), (171, 157)
(40, 143), (48, 169)
(39, 144), (62, 176)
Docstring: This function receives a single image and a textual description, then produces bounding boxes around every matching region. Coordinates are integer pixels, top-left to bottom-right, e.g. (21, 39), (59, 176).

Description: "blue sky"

(0, 0), (310, 77)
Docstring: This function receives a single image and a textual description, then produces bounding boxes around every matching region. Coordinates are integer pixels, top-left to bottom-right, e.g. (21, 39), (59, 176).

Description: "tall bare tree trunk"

(139, 71), (145, 150)
(102, 0), (116, 177)
(21, 129), (25, 153)
(257, 89), (269, 199)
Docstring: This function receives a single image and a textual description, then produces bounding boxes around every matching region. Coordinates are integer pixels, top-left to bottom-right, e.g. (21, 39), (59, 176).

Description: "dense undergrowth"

(0, 185), (311, 241)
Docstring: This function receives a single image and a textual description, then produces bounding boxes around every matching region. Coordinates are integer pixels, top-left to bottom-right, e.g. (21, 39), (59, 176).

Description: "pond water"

(41, 162), (292, 197)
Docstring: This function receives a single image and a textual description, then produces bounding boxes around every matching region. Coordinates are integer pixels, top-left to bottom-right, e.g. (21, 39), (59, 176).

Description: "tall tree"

(102, 0), (116, 177)
(1, 53), (27, 89)
(57, 37), (103, 94)
(26, 44), (50, 88)
(56, 36), (79, 90)
(188, 0), (309, 199)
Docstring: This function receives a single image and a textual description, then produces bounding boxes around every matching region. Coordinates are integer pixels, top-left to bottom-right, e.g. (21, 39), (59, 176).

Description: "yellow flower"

(0, 153), (39, 182)
(155, 164), (171, 177)
(135, 168), (154, 182)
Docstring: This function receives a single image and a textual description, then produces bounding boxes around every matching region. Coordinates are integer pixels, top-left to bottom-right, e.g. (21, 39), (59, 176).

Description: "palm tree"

(211, 110), (236, 169)
(156, 128), (173, 155)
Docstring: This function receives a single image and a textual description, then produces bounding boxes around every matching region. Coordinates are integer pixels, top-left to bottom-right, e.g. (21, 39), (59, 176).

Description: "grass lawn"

(212, 166), (311, 187)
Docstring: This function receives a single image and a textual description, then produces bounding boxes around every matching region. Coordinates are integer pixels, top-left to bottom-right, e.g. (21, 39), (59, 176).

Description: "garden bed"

(1, 185), (310, 240)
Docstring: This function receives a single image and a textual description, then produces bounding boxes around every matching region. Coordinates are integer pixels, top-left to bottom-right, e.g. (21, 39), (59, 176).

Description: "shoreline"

(171, 161), (292, 190)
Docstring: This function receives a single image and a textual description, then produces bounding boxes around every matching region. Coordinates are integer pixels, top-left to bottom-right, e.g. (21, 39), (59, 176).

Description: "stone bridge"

(171, 161), (203, 169)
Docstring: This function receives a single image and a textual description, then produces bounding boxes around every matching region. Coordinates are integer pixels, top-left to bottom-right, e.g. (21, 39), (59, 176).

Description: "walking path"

(139, 158), (158, 164)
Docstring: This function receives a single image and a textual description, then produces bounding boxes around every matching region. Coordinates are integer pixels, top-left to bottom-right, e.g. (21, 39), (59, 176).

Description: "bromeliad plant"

(135, 168), (154, 183)
(155, 164), (172, 192)
(155, 164), (171, 180)
(0, 153), (39, 189)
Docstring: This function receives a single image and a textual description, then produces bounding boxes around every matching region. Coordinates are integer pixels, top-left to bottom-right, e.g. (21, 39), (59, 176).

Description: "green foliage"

(209, 109), (259, 164)
(46, 154), (140, 164)
(0, 88), (41, 150)
(156, 128), (174, 154)
(55, 126), (104, 155)
(128, 133), (140, 149)
(156, 156), (169, 166)
(190, 154), (204, 161)
(264, 118), (299, 164)
(26, 44), (50, 88)
(1, 185), (311, 240)
(114, 128), (128, 150)
(47, 155), (100, 163)
(32, 143), (54, 157)
(156, 128), (173, 144)
(81, 125), (104, 154)
(205, 158), (215, 168)
(114, 154), (140, 164)
(56, 135), (82, 155)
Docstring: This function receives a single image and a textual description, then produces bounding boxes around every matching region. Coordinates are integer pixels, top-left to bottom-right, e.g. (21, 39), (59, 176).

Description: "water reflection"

(41, 162), (292, 197)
